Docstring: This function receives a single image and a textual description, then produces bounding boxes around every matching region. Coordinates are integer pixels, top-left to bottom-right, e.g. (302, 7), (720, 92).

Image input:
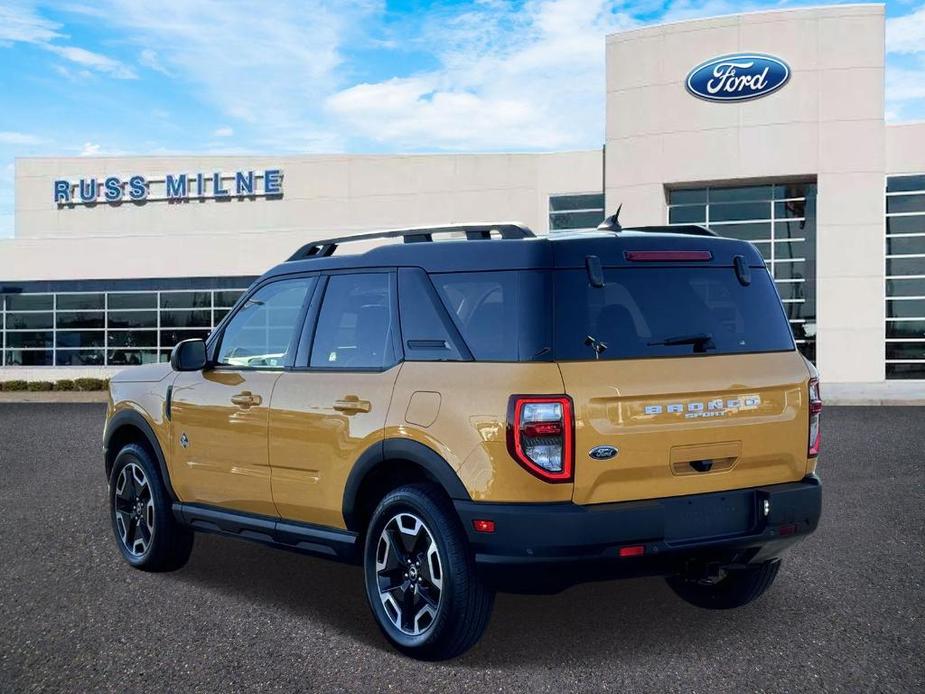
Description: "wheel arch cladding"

(104, 410), (176, 501)
(342, 438), (471, 532)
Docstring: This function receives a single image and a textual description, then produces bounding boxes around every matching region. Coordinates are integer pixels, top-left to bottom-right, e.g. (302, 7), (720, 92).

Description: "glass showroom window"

(667, 182), (817, 362)
(549, 193), (605, 232)
(885, 174), (925, 380)
(1, 288), (245, 367)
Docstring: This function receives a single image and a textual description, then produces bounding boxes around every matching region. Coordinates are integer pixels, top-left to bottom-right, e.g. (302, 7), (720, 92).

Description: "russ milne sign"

(53, 169), (283, 205)
(686, 53), (790, 102)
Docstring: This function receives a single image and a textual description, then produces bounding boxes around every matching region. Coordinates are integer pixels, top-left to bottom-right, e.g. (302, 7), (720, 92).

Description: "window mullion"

(157, 292), (162, 362)
(53, 294), (58, 367)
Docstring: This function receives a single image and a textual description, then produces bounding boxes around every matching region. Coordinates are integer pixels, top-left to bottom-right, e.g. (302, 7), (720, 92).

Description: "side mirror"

(170, 338), (207, 371)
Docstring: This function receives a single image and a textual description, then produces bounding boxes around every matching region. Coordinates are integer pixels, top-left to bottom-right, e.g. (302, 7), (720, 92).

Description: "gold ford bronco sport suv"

(104, 219), (822, 660)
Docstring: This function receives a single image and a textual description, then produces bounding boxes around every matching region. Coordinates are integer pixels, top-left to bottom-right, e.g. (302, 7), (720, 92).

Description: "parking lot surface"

(0, 404), (922, 692)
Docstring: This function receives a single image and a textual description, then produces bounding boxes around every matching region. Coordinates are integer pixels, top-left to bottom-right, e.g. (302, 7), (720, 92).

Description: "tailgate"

(561, 351), (811, 505)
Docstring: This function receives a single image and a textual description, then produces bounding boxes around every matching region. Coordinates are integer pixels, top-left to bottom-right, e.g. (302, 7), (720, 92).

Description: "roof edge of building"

(606, 2), (885, 42)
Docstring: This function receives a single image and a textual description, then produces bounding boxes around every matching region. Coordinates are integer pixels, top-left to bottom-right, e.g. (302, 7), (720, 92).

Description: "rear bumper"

(454, 475), (821, 592)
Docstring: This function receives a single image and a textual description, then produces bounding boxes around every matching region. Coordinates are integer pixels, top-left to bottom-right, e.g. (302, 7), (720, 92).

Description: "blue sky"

(1, 0), (923, 239)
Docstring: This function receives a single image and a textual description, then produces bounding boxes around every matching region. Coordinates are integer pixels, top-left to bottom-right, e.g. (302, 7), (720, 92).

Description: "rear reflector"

(618, 545), (645, 558)
(522, 421), (562, 437)
(778, 523), (798, 537)
(472, 519), (495, 533)
(624, 250), (713, 262)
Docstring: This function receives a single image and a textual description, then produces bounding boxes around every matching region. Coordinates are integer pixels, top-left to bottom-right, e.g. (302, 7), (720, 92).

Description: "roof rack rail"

(287, 222), (536, 261)
(622, 224), (718, 237)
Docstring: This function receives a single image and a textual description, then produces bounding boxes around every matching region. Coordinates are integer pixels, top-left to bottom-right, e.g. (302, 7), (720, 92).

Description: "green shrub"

(26, 381), (54, 392)
(53, 379), (76, 391)
(1, 380), (29, 391)
(74, 377), (107, 391)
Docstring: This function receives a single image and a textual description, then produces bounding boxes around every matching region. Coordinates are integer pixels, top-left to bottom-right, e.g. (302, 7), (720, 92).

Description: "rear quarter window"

(554, 266), (795, 360)
(431, 271), (552, 361)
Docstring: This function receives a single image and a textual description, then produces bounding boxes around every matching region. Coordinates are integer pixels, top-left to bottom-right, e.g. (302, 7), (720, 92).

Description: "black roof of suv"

(266, 225), (765, 278)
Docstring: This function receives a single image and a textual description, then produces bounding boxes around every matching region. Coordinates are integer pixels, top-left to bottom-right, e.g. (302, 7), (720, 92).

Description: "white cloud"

(0, 131), (45, 145)
(327, 76), (565, 149)
(887, 64), (925, 102)
(327, 0), (636, 150)
(886, 5), (925, 54)
(885, 4), (925, 122)
(885, 58), (925, 122)
(65, 1), (379, 150)
(79, 142), (101, 156)
(0, 2), (137, 79)
(44, 44), (137, 79)
(139, 47), (171, 75)
(51, 63), (96, 82)
(212, 126), (234, 137)
(0, 2), (61, 44)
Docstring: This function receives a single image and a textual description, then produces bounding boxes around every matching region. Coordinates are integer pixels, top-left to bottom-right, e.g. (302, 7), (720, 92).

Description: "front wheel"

(363, 484), (494, 660)
(666, 558), (781, 610)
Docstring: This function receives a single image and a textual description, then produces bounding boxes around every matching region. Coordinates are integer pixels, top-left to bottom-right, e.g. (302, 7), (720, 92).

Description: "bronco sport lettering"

(644, 395), (762, 417)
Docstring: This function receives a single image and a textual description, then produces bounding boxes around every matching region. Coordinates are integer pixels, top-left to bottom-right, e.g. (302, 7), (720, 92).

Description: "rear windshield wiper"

(647, 333), (715, 353)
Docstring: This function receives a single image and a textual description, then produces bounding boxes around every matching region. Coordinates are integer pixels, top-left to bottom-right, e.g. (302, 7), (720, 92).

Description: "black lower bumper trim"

(455, 476), (821, 591)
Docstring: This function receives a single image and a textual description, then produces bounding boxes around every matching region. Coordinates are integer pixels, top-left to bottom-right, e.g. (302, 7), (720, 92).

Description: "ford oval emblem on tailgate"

(686, 53), (790, 102)
(589, 445), (618, 460)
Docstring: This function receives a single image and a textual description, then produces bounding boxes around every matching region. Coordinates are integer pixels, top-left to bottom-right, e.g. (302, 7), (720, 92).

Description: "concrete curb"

(0, 392), (109, 403)
(825, 398), (924, 406)
(823, 383), (925, 406)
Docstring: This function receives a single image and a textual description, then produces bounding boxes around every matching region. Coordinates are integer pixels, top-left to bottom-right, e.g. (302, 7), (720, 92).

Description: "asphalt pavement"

(0, 403), (922, 693)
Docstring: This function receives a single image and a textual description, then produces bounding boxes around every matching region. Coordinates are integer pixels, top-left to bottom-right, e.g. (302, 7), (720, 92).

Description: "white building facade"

(1, 4), (923, 391)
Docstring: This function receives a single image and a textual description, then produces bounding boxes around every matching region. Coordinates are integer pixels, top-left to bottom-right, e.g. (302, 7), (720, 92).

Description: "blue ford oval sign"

(589, 445), (618, 461)
(686, 53), (790, 102)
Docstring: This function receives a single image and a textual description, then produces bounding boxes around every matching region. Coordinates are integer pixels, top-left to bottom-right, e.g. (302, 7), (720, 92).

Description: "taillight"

(808, 377), (822, 457)
(507, 396), (574, 482)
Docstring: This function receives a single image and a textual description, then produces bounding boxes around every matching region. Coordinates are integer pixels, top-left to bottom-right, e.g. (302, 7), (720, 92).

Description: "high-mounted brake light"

(507, 396), (574, 482)
(624, 250), (713, 262)
(808, 377), (822, 458)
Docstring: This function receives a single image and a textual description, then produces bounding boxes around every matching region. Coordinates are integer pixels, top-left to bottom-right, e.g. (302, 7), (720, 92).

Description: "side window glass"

(217, 277), (315, 367)
(431, 270), (552, 361)
(310, 273), (396, 369)
(398, 269), (463, 361)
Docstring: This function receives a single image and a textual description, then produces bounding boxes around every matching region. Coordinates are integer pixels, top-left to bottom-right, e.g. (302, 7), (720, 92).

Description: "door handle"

(231, 391), (262, 408)
(333, 397), (372, 414)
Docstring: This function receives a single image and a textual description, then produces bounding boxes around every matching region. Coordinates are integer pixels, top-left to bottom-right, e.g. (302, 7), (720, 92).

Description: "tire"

(109, 442), (193, 572)
(666, 559), (781, 610)
(363, 484), (495, 660)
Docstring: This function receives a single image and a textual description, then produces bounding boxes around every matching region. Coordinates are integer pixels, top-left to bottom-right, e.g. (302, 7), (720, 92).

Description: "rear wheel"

(109, 443), (193, 572)
(363, 484), (494, 660)
(666, 558), (781, 610)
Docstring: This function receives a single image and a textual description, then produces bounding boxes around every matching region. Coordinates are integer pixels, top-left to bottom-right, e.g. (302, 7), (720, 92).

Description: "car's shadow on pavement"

(165, 532), (794, 667)
(167, 533), (381, 646)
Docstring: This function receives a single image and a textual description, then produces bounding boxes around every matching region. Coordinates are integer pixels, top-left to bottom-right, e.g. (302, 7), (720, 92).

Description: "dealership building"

(1, 3), (923, 395)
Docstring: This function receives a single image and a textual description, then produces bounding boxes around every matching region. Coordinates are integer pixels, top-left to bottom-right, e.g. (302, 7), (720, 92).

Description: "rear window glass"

(310, 273), (396, 369)
(555, 267), (794, 360)
(431, 271), (552, 361)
